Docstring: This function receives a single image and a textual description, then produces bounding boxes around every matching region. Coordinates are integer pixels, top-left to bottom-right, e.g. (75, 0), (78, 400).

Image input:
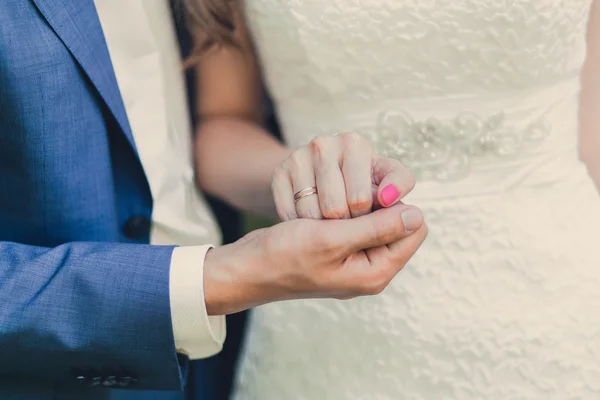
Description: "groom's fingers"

(332, 204), (424, 254)
(387, 222), (429, 256)
(378, 222), (428, 271)
(350, 222), (428, 292)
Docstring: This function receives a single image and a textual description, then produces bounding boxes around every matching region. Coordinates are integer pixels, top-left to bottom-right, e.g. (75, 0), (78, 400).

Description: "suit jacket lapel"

(31, 0), (138, 154)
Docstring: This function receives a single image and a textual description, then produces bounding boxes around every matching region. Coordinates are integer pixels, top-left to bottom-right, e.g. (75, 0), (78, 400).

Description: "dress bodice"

(244, 1), (592, 183)
(245, 0), (590, 103)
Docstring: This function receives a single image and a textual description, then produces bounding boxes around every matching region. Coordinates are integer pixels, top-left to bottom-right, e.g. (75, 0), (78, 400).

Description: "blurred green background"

(243, 213), (275, 233)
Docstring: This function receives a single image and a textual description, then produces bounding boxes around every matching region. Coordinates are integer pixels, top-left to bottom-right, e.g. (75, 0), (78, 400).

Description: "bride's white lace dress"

(234, 1), (600, 398)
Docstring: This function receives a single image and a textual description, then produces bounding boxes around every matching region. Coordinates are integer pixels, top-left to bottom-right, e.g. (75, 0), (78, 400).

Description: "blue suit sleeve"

(0, 241), (186, 391)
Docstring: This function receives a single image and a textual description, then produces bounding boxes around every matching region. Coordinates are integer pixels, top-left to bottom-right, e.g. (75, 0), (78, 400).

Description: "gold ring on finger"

(294, 187), (318, 203)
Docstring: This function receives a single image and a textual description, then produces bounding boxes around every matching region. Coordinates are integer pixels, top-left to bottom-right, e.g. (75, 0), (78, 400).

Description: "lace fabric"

(245, 0), (590, 103)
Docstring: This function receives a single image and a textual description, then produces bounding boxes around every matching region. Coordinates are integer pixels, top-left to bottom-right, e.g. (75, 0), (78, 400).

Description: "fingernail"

(401, 208), (423, 232)
(381, 185), (400, 207)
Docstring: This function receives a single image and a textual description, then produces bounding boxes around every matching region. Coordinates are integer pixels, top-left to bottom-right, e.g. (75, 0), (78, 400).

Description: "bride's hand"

(271, 132), (415, 221)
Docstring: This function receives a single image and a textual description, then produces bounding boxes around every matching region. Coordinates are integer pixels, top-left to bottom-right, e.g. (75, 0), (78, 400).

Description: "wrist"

(203, 247), (235, 315)
(203, 242), (272, 315)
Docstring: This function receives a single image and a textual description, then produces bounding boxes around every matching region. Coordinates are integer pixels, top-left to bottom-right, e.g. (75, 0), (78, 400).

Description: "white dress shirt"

(94, 0), (226, 359)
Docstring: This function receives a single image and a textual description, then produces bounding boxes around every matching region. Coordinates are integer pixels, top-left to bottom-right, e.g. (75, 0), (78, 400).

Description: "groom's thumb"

(334, 204), (424, 253)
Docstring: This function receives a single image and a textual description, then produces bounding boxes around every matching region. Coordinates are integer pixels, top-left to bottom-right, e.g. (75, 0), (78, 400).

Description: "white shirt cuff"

(169, 245), (227, 359)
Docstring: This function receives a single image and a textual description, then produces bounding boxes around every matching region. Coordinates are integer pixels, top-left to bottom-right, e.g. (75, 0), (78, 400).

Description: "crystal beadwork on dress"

(362, 111), (552, 181)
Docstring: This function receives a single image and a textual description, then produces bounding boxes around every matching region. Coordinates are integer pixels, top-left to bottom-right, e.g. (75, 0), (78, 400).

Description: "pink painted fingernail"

(380, 185), (400, 207)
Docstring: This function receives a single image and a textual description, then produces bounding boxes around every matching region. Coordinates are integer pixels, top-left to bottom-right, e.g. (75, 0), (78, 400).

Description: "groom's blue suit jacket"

(0, 1), (216, 398)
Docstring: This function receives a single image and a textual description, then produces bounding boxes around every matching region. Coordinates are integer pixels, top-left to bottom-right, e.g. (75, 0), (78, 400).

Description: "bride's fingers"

(311, 136), (350, 219)
(290, 147), (323, 220)
(371, 184), (382, 211)
(372, 157), (415, 208)
(272, 164), (298, 221)
(340, 133), (373, 218)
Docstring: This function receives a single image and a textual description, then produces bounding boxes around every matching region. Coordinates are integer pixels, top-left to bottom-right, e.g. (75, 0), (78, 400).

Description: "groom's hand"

(203, 203), (427, 315)
(271, 132), (415, 221)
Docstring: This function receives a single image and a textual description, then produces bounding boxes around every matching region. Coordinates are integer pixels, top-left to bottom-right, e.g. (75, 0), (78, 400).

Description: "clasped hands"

(204, 133), (427, 315)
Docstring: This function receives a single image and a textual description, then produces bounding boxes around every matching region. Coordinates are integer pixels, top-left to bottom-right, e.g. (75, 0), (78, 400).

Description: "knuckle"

(347, 195), (373, 213)
(289, 152), (304, 171)
(279, 209), (298, 221)
(341, 132), (370, 154)
(381, 158), (416, 190)
(271, 165), (287, 186)
(290, 147), (312, 170)
(286, 213), (299, 221)
(320, 199), (349, 219)
(321, 207), (348, 219)
(303, 206), (324, 220)
(272, 162), (287, 176)
(309, 136), (331, 157)
(340, 131), (363, 144)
